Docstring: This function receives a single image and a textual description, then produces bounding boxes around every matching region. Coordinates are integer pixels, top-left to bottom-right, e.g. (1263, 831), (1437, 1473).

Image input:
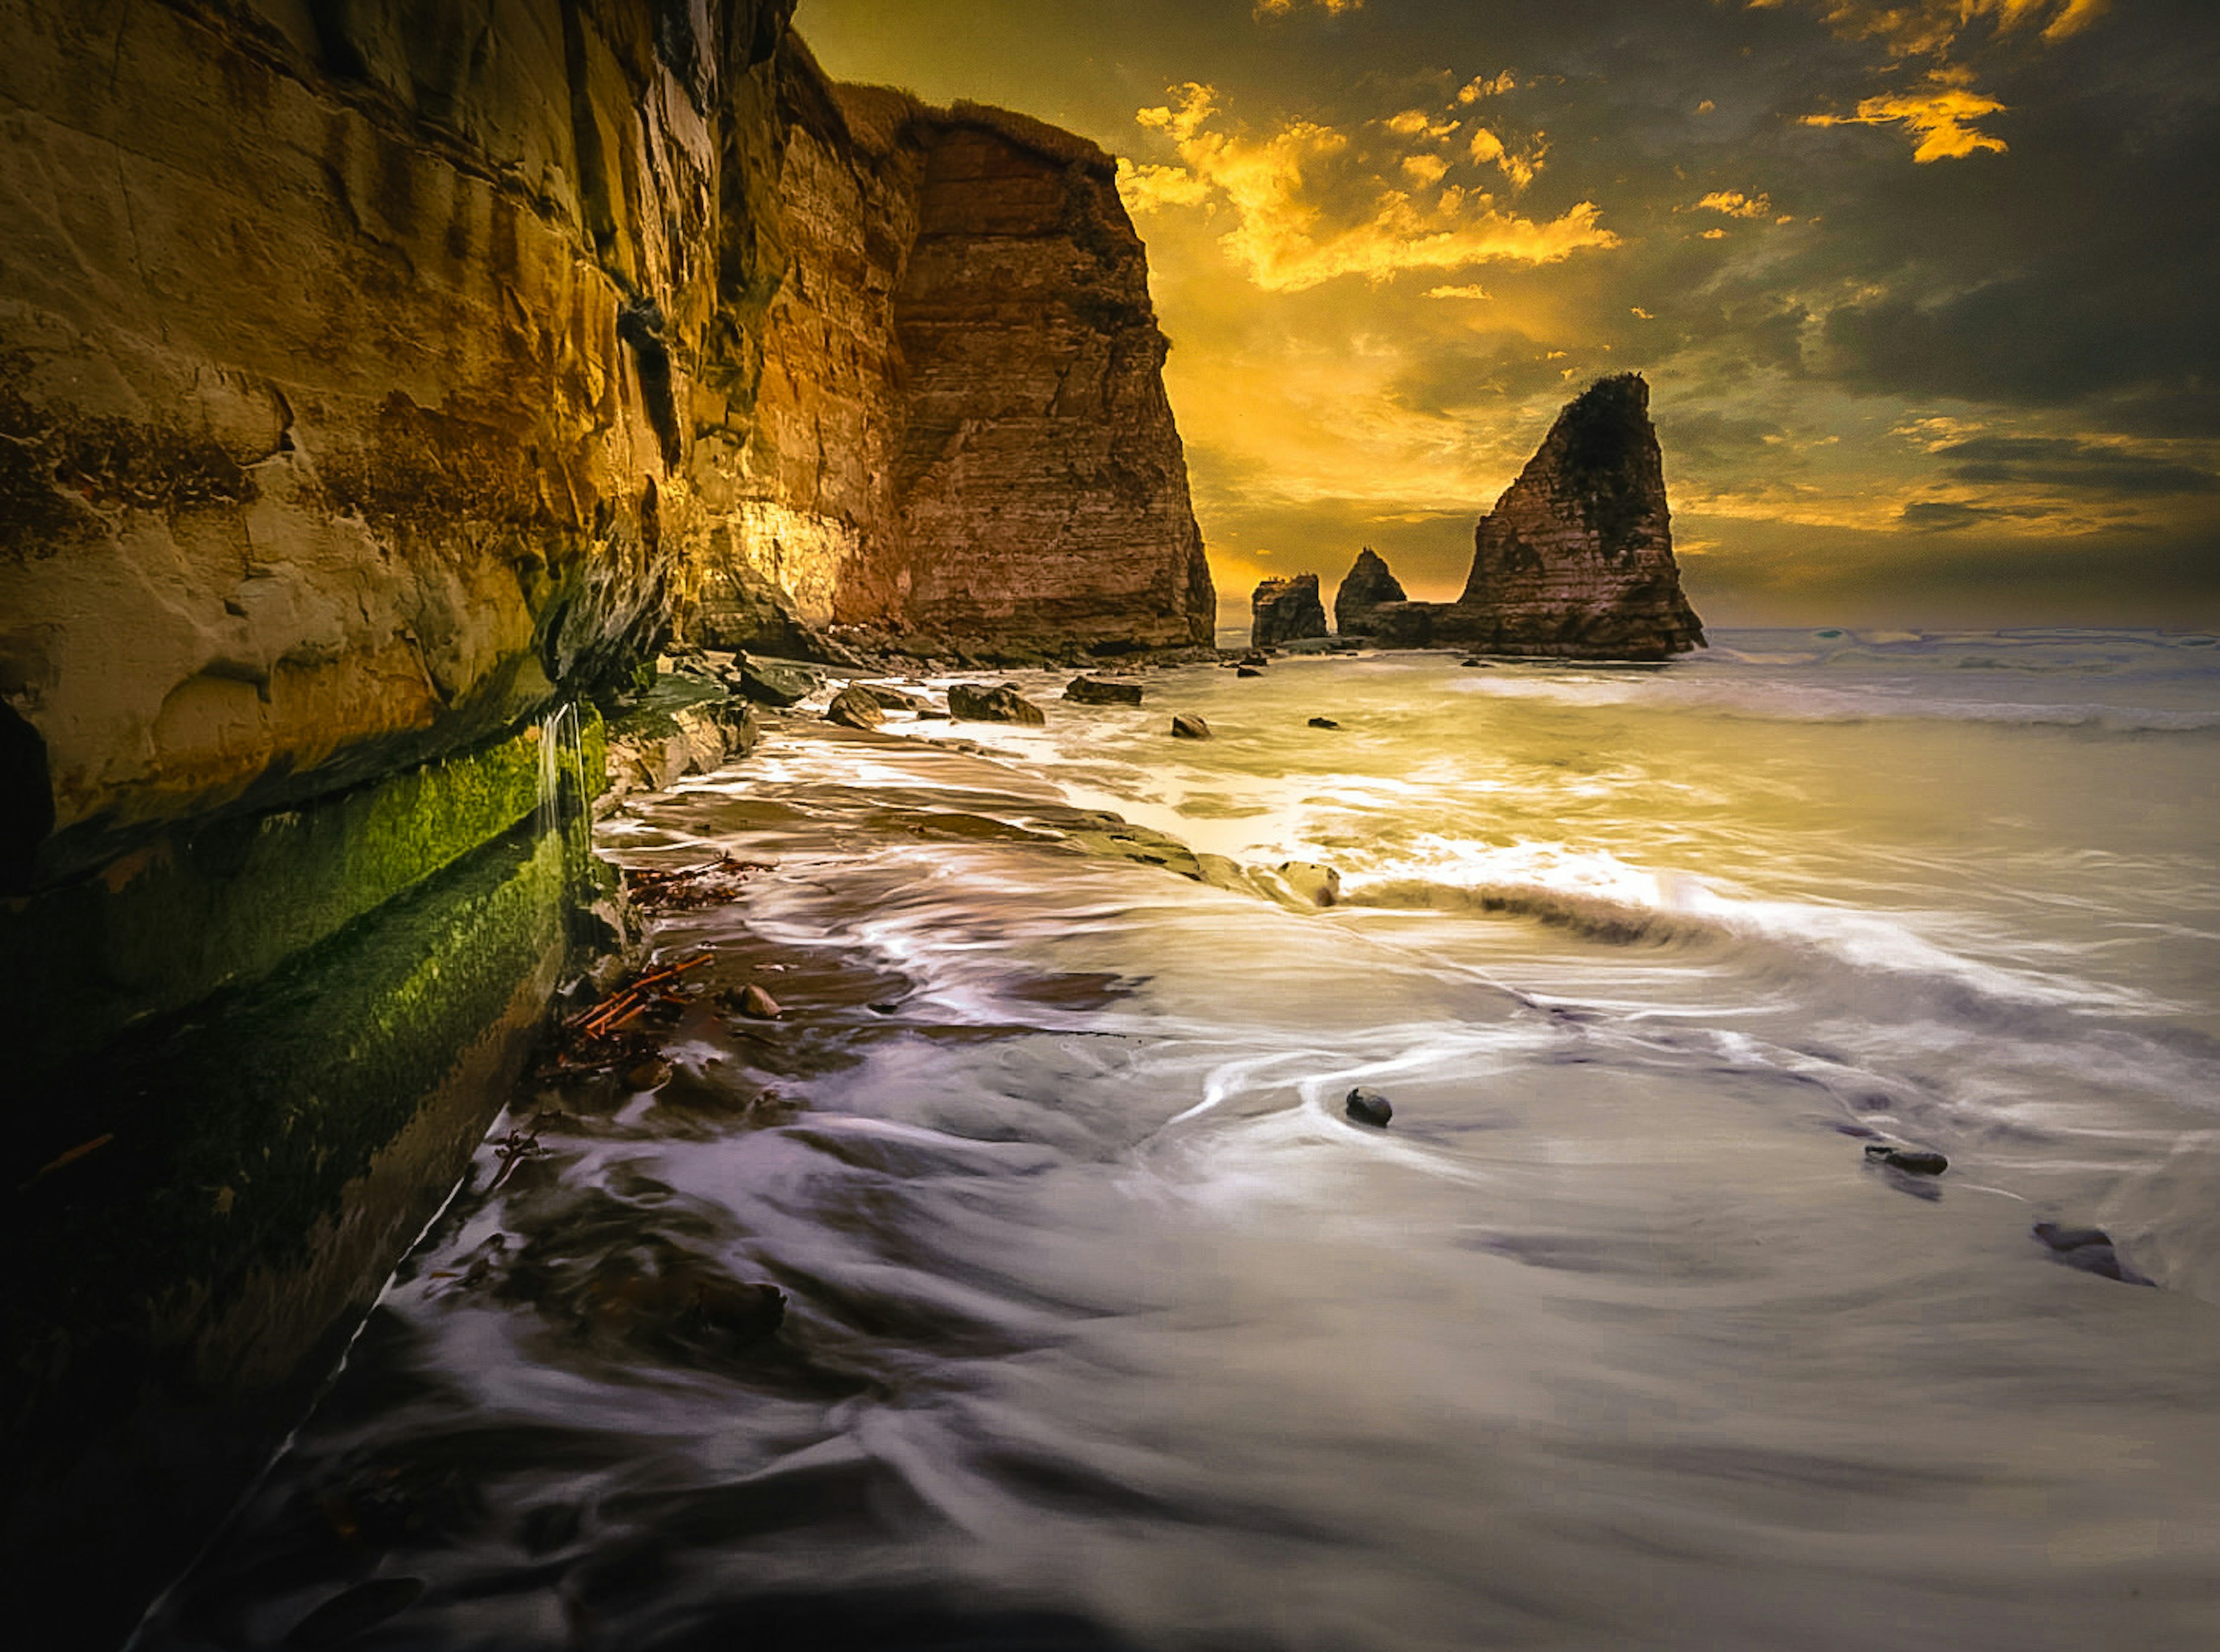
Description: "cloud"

(1931, 435), (2220, 495)
(1768, 0), (2112, 59)
(1694, 190), (1773, 218)
(1424, 284), (1493, 300)
(1898, 499), (2059, 531)
(1467, 125), (1546, 190)
(1457, 72), (1518, 103)
(1120, 83), (1616, 292)
(1801, 67), (2010, 161)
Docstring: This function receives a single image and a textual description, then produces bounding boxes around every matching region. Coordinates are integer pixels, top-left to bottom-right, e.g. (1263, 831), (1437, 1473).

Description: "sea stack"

(1331, 376), (1704, 658)
(1455, 375), (1704, 659)
(1251, 575), (1328, 647)
(1334, 548), (1407, 636)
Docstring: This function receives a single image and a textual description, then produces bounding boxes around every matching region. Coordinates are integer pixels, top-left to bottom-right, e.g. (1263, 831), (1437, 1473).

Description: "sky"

(795, 0), (2220, 629)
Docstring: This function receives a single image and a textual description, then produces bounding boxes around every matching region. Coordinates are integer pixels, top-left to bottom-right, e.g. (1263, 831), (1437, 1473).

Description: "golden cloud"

(1424, 284), (1493, 299)
(1801, 66), (2009, 162)
(1456, 72), (1518, 103)
(1761, 0), (2111, 58)
(1695, 189), (1773, 218)
(1122, 83), (1615, 292)
(1776, 0), (2107, 161)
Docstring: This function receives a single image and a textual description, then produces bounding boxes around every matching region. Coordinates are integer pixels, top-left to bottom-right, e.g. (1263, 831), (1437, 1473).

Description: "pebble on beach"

(1345, 1087), (1393, 1128)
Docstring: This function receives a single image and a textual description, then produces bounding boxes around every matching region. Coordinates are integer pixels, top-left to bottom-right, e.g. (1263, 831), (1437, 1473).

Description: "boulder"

(1170, 714), (1212, 740)
(824, 686), (886, 731)
(1276, 861), (1341, 907)
(1308, 717), (1340, 729)
(1345, 1087), (1393, 1128)
(860, 684), (928, 711)
(1333, 547), (1407, 635)
(1236, 666), (1262, 678)
(737, 656), (822, 708)
(1065, 676), (1144, 706)
(948, 683), (1048, 725)
(1250, 575), (1327, 648)
(737, 984), (783, 1020)
(1864, 1143), (1948, 1176)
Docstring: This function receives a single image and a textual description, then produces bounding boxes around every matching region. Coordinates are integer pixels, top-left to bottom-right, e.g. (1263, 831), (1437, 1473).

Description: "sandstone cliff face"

(1251, 573), (1327, 647)
(1454, 375), (1703, 658)
(1333, 547), (1407, 635)
(1329, 376), (1702, 659)
(0, 0), (1209, 888)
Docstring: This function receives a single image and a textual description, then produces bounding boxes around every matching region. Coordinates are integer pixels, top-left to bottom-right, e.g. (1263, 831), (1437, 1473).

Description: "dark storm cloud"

(1899, 499), (2061, 532)
(1932, 436), (2220, 497)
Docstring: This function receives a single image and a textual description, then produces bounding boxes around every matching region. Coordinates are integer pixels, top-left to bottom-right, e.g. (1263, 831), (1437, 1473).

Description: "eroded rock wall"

(0, 0), (1210, 891)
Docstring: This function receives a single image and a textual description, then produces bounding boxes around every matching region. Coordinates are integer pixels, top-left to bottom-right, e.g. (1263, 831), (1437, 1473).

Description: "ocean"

(138, 629), (2220, 1650)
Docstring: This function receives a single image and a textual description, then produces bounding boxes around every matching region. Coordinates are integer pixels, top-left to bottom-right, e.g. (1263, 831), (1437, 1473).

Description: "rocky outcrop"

(1333, 548), (1407, 635)
(1452, 376), (1702, 658)
(1332, 377), (1703, 660)
(1251, 574), (1327, 647)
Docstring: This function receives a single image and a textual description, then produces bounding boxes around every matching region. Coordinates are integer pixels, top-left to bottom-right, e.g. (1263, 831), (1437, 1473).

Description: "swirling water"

(141, 631), (2220, 1650)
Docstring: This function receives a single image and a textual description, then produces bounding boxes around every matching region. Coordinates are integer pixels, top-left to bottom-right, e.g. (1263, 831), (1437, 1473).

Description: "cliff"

(1332, 376), (1704, 660)
(0, 0), (1210, 894)
(0, 5), (1209, 1634)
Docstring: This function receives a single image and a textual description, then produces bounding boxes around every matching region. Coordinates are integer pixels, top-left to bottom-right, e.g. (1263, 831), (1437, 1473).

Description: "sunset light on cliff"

(801, 0), (2217, 628)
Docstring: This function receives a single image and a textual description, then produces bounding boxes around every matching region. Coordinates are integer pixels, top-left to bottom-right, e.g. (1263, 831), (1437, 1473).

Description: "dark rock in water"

(1171, 714), (1211, 740)
(737, 655), (820, 707)
(2033, 1221), (2153, 1285)
(1236, 665), (1263, 678)
(738, 983), (783, 1020)
(1308, 717), (1340, 729)
(1240, 650), (1271, 666)
(1065, 676), (1144, 705)
(824, 685), (886, 730)
(868, 1001), (903, 1015)
(285, 1577), (427, 1648)
(1460, 657), (1489, 668)
(948, 682), (1047, 725)
(1334, 546), (1407, 636)
(623, 1058), (673, 1091)
(1345, 1087), (1393, 1128)
(2033, 1222), (2112, 1253)
(1277, 861), (1341, 908)
(1251, 575), (1327, 647)
(1864, 1143), (1948, 1175)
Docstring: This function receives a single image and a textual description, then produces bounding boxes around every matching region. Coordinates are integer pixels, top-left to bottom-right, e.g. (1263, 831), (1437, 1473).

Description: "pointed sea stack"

(1453, 375), (1703, 659)
(1334, 548), (1407, 636)
(1251, 575), (1327, 647)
